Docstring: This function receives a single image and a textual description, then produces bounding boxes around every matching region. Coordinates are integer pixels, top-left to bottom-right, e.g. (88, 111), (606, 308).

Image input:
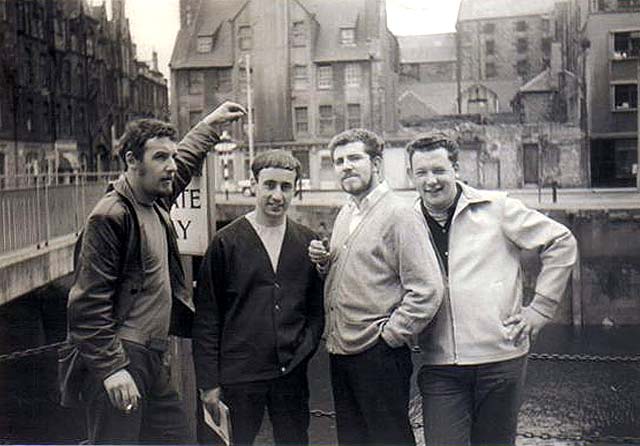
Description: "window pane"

(294, 106), (308, 133)
(293, 65), (308, 90)
(319, 105), (334, 135)
(239, 26), (252, 50)
(188, 71), (203, 95)
(317, 65), (333, 89)
(340, 28), (355, 45)
(197, 36), (213, 53)
(292, 21), (306, 47)
(345, 63), (361, 87)
(346, 104), (361, 128)
(614, 84), (638, 109)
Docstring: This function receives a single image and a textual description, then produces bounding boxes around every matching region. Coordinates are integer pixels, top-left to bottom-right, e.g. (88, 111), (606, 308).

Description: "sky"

(118, 0), (463, 79)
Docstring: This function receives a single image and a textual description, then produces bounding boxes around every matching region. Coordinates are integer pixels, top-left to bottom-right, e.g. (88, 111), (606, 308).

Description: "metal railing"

(0, 172), (120, 256)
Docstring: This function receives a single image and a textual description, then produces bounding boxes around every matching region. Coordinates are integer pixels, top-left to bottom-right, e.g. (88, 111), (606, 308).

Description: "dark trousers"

(83, 341), (191, 445)
(418, 355), (527, 446)
(221, 361), (310, 446)
(330, 340), (415, 446)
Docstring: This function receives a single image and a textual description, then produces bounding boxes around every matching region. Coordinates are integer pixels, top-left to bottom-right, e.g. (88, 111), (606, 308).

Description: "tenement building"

(0, 0), (169, 181)
(170, 0), (399, 189)
(573, 0), (640, 187)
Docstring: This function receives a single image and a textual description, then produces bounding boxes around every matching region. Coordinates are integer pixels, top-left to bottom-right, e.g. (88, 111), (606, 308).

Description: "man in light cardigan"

(308, 128), (444, 446)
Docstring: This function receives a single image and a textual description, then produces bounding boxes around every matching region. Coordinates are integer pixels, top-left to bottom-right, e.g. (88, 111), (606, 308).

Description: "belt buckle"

(148, 338), (169, 353)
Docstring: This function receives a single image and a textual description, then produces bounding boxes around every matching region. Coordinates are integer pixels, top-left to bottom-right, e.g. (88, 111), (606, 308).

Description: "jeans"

(330, 340), (415, 446)
(220, 361), (310, 446)
(83, 340), (192, 445)
(418, 355), (527, 446)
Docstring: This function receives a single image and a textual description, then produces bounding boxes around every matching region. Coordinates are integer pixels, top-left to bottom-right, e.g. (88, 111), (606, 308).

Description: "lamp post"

(214, 130), (237, 200)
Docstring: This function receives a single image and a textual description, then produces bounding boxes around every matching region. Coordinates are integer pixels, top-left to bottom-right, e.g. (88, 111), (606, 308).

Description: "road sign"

(170, 163), (209, 256)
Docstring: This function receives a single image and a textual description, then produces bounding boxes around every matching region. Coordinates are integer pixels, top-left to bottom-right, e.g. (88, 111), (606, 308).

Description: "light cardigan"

(324, 185), (444, 355)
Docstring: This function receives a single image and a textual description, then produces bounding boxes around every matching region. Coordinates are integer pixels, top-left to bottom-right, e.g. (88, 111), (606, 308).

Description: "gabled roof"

(457, 0), (558, 22)
(398, 33), (456, 64)
(519, 68), (557, 93)
(302, 0), (372, 63)
(170, 0), (246, 69)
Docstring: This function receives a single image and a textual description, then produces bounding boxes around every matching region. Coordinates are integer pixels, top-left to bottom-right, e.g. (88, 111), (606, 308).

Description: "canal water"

(1, 283), (639, 444)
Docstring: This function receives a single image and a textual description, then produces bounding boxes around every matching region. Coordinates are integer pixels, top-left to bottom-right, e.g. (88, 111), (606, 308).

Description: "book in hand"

(202, 400), (232, 446)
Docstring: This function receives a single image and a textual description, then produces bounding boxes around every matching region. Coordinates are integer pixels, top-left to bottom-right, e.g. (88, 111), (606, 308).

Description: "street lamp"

(214, 130), (237, 200)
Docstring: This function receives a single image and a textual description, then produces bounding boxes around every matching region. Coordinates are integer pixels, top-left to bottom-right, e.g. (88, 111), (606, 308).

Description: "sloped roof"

(457, 0), (558, 22)
(170, 0), (246, 69)
(519, 68), (557, 93)
(303, 0), (372, 62)
(398, 33), (456, 63)
(399, 82), (459, 115)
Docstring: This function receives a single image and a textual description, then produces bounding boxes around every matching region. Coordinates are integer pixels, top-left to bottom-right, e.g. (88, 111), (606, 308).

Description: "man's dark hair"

(251, 150), (301, 182)
(117, 118), (178, 167)
(328, 128), (384, 159)
(406, 132), (460, 168)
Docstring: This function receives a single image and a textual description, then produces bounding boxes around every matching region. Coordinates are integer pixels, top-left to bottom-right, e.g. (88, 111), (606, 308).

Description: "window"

(294, 106), (309, 133)
(238, 26), (252, 50)
(346, 104), (361, 129)
(292, 21), (306, 47)
(197, 35), (213, 53)
(485, 40), (495, 55)
(345, 63), (361, 87)
(482, 23), (495, 34)
(87, 36), (94, 56)
(217, 69), (232, 92)
(340, 28), (356, 45)
(0, 0), (6, 21)
(188, 71), (203, 95)
(516, 59), (529, 77)
(515, 21), (527, 32)
(26, 99), (33, 132)
(40, 53), (48, 88)
(293, 65), (308, 90)
(317, 64), (333, 89)
(318, 105), (334, 135)
(613, 84), (638, 110)
(517, 38), (528, 53)
(485, 62), (497, 78)
(63, 61), (71, 92)
(400, 63), (420, 81)
(613, 31), (640, 59)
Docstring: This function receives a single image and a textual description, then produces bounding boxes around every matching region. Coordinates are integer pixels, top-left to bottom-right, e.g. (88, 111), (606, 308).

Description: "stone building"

(0, 0), (169, 181)
(456, 0), (568, 114)
(397, 33), (458, 123)
(572, 0), (640, 187)
(170, 0), (399, 189)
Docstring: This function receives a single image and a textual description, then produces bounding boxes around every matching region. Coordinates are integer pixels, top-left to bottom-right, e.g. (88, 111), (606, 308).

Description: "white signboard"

(171, 166), (209, 256)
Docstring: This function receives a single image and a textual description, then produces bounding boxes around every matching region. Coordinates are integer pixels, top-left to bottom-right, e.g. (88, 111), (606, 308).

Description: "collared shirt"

(348, 181), (389, 234)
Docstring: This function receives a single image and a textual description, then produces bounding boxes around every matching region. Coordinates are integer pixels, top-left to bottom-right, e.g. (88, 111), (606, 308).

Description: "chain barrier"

(0, 340), (68, 363)
(529, 352), (640, 362)
(2, 342), (640, 444)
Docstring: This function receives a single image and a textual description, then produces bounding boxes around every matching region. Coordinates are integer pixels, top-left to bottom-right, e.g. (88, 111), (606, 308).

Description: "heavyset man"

(62, 101), (246, 444)
(193, 150), (324, 445)
(309, 128), (444, 446)
(406, 132), (578, 446)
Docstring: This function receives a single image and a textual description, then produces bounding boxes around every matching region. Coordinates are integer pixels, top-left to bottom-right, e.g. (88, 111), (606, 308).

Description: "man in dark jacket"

(193, 150), (324, 446)
(64, 101), (246, 444)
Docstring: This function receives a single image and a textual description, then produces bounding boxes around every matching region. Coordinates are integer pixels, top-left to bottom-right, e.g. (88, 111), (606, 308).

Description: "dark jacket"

(192, 216), (324, 390)
(61, 122), (219, 406)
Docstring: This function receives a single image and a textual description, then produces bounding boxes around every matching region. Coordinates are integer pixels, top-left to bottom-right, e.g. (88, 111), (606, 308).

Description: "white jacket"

(418, 182), (578, 365)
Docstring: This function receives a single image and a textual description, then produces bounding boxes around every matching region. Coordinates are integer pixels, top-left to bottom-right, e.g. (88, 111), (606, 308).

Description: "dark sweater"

(192, 216), (324, 390)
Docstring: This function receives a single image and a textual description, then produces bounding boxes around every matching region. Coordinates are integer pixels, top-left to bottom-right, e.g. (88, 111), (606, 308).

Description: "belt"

(117, 327), (169, 353)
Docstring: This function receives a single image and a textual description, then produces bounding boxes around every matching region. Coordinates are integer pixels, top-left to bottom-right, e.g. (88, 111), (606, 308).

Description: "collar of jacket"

(413, 181), (496, 215)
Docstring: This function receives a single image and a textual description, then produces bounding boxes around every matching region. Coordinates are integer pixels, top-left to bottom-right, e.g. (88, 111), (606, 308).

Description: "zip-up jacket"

(417, 182), (578, 365)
